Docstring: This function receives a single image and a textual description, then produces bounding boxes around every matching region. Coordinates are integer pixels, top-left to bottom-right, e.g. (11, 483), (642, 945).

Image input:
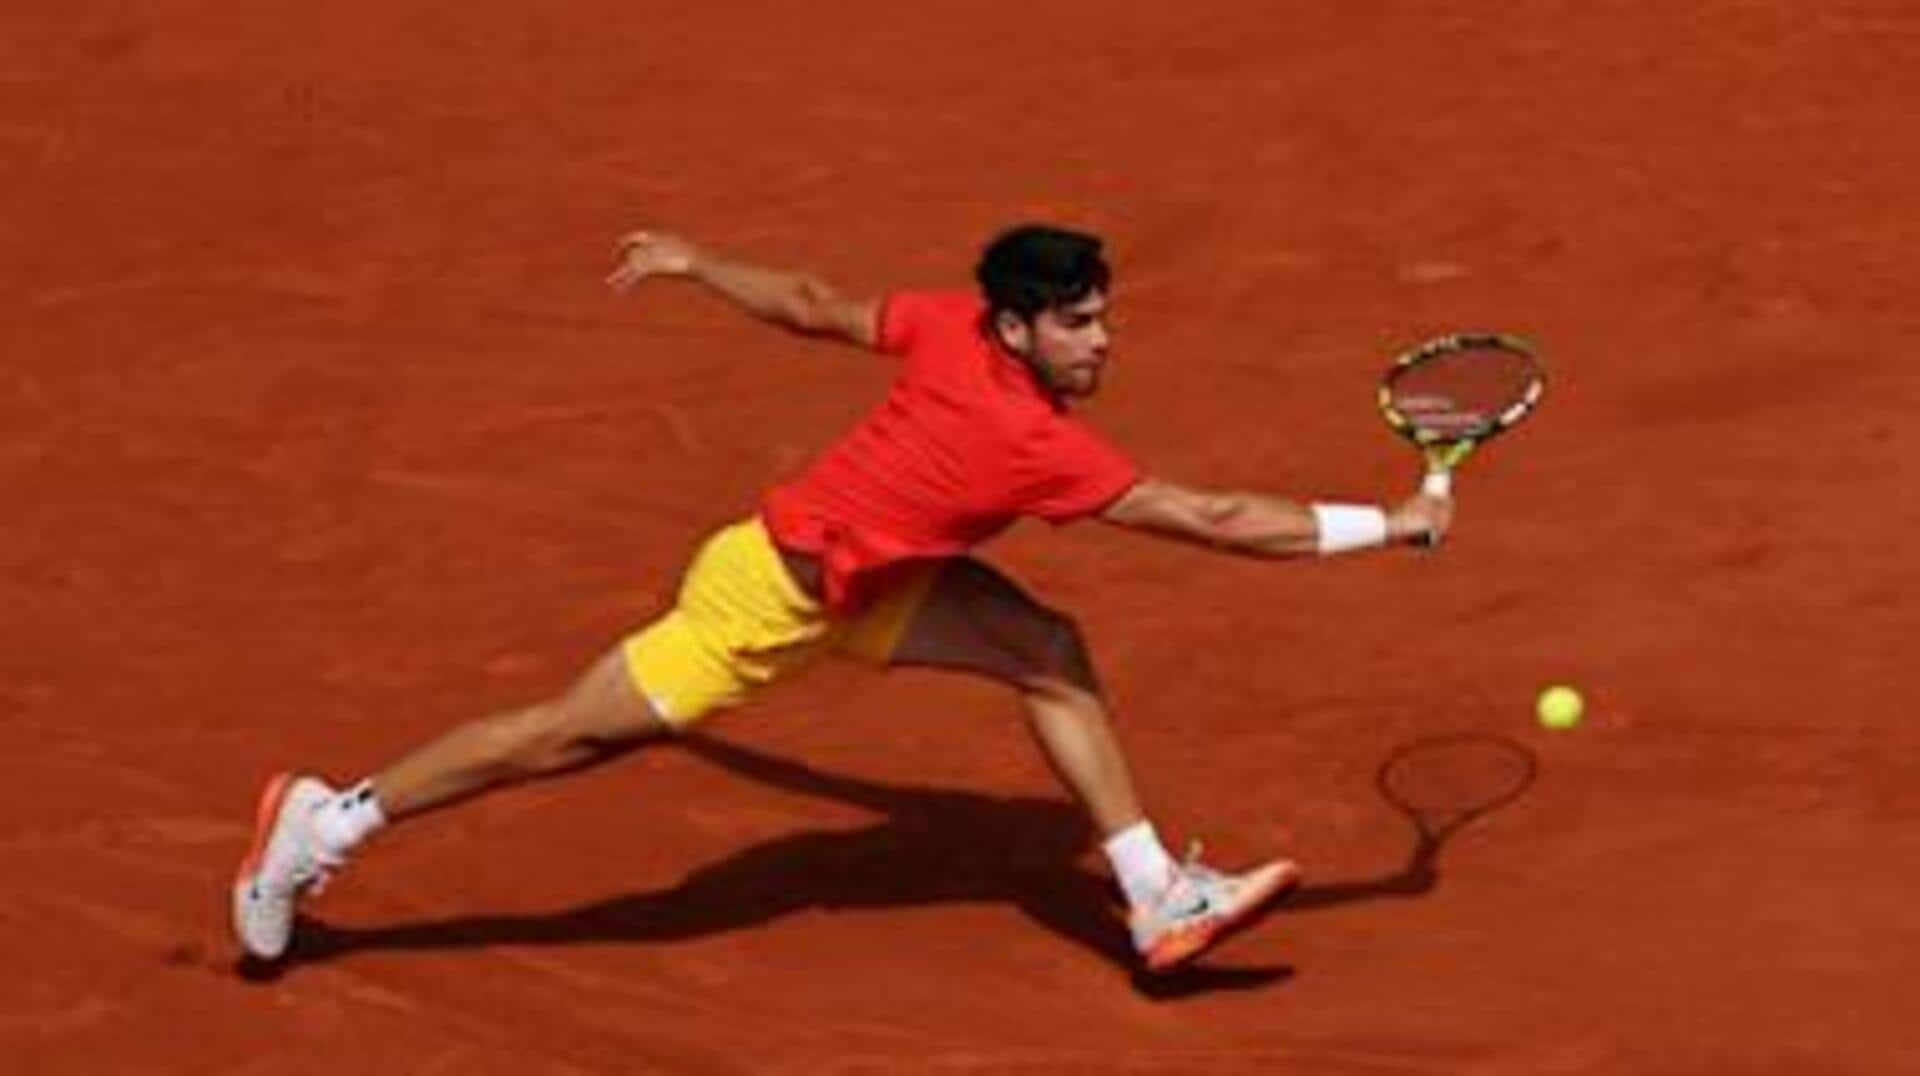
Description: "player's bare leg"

(887, 558), (1299, 971)
(1015, 675), (1145, 837)
(232, 646), (668, 960)
(371, 647), (668, 820)
(883, 560), (1141, 830)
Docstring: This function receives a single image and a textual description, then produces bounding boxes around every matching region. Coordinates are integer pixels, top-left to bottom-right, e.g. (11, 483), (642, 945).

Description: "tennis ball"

(1536, 685), (1584, 729)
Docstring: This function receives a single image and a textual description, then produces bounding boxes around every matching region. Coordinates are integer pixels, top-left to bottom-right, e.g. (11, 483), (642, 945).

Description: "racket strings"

(1387, 349), (1541, 439)
(1378, 743), (1535, 815)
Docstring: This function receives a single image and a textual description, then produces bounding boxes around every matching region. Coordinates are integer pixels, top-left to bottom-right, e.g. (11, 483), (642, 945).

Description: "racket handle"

(1415, 470), (1452, 548)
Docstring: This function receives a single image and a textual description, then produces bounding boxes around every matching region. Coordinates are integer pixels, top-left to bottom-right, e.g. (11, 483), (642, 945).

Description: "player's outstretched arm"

(1100, 477), (1452, 557)
(607, 229), (881, 348)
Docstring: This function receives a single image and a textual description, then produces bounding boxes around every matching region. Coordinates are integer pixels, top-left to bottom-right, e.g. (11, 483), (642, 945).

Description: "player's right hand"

(608, 230), (699, 290)
(1387, 492), (1454, 546)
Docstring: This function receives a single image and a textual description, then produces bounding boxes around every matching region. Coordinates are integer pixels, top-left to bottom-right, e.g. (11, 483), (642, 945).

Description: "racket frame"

(1378, 331), (1546, 493)
(1376, 331), (1544, 538)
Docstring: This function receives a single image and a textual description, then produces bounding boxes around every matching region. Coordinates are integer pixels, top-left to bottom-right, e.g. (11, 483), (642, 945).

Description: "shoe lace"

(1143, 840), (1221, 917)
(302, 858), (340, 897)
(290, 819), (346, 897)
(1178, 839), (1225, 886)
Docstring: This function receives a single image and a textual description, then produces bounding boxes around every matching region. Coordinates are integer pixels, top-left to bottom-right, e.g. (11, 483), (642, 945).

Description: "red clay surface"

(5, 2), (1916, 1072)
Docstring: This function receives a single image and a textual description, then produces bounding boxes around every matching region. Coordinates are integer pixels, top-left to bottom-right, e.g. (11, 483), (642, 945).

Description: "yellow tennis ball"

(1537, 685), (1584, 729)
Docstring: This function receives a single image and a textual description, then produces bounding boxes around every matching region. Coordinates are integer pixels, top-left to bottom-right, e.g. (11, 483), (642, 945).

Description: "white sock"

(1102, 820), (1178, 909)
(311, 779), (387, 858)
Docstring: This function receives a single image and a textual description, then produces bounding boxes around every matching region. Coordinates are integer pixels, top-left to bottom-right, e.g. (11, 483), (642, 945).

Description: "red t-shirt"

(761, 290), (1140, 612)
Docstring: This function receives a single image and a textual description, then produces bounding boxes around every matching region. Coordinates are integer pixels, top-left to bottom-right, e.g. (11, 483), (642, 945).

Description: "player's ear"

(991, 309), (1033, 355)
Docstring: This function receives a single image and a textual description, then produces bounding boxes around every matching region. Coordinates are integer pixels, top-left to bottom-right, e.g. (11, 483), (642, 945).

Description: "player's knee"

(489, 698), (621, 775)
(465, 703), (559, 774)
(498, 702), (573, 762)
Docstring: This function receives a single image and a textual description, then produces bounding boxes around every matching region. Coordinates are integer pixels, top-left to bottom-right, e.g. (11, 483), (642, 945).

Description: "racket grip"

(1415, 470), (1451, 548)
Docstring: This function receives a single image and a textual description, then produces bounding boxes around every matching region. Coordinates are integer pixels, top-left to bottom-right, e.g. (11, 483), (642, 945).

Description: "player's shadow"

(264, 732), (1534, 998)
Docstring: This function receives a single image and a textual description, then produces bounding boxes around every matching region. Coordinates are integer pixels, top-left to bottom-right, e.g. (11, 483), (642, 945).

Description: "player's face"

(1004, 291), (1112, 399)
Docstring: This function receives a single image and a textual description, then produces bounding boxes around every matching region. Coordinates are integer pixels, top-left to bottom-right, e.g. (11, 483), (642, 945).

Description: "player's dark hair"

(974, 225), (1110, 321)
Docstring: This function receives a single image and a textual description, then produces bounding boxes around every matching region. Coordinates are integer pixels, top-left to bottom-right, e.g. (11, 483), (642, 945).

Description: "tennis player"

(233, 225), (1452, 973)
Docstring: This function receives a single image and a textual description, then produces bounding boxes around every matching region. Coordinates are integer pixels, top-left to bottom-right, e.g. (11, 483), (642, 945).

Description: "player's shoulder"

(878, 289), (985, 356)
(885, 288), (981, 327)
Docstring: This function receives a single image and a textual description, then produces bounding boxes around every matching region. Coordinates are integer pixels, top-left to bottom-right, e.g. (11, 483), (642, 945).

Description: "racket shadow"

(1286, 732), (1540, 914)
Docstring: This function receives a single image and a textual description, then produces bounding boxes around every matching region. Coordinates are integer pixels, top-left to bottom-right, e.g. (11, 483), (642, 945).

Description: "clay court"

(5, 1), (1915, 1071)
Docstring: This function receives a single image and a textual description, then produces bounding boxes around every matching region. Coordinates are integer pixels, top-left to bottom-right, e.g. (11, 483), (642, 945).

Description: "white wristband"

(1310, 503), (1389, 555)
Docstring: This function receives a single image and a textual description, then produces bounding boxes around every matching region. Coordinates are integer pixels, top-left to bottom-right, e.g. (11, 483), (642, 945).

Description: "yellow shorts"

(621, 518), (936, 728)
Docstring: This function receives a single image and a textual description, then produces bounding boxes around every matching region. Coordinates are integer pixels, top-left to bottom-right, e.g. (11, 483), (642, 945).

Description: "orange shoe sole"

(234, 771), (294, 887)
(1143, 859), (1302, 973)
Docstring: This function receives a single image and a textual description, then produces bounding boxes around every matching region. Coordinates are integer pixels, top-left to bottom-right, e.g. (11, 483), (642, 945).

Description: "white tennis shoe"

(231, 773), (340, 961)
(1130, 846), (1300, 972)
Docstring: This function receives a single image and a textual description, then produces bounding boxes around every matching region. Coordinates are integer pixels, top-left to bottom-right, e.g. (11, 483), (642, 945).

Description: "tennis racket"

(1375, 733), (1537, 863)
(1378, 332), (1546, 509)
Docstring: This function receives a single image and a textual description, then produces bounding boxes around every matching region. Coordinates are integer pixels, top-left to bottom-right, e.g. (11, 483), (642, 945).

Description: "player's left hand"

(608, 230), (699, 290)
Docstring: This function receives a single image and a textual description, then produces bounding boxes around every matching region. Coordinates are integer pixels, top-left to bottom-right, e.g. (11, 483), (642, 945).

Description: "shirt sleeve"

(1013, 416), (1143, 523)
(875, 290), (975, 356)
